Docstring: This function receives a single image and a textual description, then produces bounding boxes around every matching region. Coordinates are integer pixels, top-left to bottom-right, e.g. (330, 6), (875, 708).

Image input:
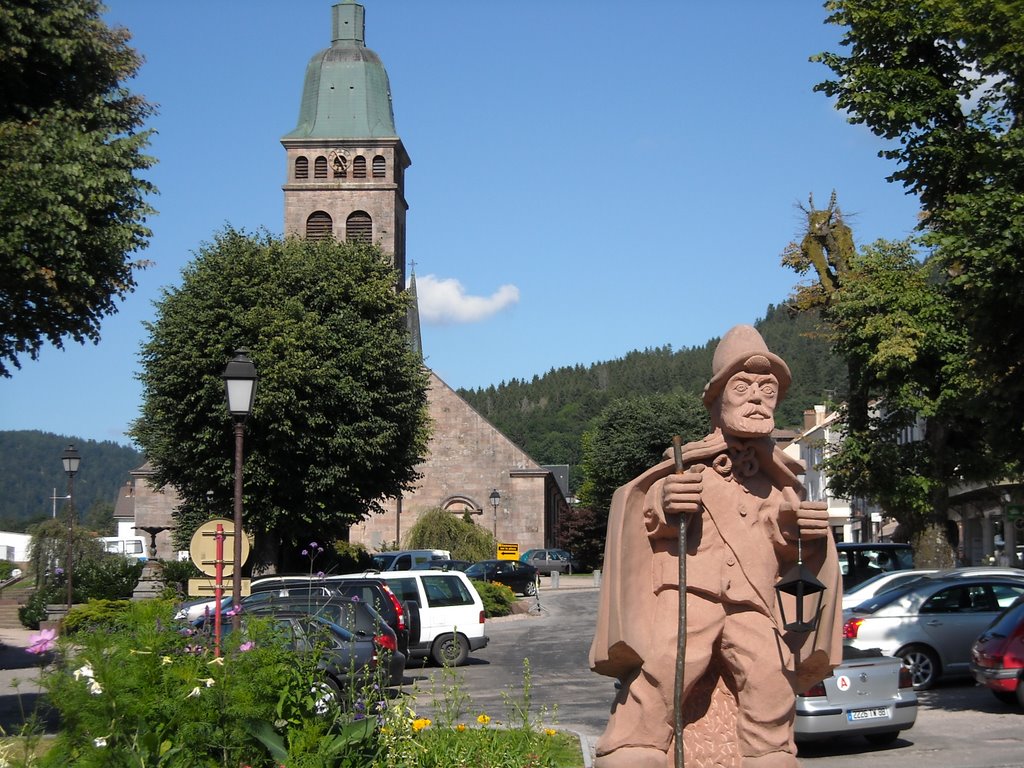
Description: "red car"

(970, 594), (1024, 707)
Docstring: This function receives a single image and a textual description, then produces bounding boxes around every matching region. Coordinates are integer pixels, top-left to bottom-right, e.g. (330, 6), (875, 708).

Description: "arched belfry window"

(346, 211), (372, 243)
(305, 211), (333, 240)
(372, 155), (386, 178)
(314, 156), (328, 179)
(352, 156), (367, 179)
(294, 156), (309, 180)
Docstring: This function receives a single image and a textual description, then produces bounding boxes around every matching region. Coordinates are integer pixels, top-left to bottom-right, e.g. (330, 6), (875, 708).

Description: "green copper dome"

(283, 1), (396, 139)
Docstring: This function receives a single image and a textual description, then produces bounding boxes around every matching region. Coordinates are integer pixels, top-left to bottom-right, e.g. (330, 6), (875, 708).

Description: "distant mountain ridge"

(0, 431), (143, 531)
(457, 304), (846, 478)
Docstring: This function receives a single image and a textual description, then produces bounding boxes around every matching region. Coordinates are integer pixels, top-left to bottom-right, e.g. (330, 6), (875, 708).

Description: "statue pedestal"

(132, 561), (166, 600)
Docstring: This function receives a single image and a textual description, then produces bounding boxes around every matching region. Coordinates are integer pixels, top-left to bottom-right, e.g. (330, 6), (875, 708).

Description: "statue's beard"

(719, 405), (775, 439)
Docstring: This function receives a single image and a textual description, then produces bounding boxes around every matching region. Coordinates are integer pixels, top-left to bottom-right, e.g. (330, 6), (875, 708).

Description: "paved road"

(406, 582), (1024, 768)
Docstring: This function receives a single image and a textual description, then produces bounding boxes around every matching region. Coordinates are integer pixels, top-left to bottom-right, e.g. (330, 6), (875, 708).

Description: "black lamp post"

(222, 349), (257, 630)
(61, 444), (81, 609)
(489, 489), (501, 542)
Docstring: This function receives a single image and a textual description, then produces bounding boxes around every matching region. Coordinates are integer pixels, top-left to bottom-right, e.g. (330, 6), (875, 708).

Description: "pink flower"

(26, 628), (57, 655)
(239, 641), (255, 652)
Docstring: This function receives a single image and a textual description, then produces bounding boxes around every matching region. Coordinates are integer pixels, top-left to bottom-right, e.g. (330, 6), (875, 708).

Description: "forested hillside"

(0, 431), (143, 531)
(458, 304), (845, 481)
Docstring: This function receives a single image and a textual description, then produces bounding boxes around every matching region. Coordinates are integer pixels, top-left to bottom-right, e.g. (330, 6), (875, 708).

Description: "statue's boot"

(742, 751), (799, 768)
(594, 746), (667, 768)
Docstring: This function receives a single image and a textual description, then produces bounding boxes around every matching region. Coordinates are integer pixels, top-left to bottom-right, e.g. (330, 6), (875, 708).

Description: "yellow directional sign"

(187, 578), (251, 598)
(496, 543), (519, 561)
(188, 518), (251, 578)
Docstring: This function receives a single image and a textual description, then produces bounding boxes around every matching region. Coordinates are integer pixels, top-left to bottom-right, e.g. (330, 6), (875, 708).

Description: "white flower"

(93, 736), (107, 748)
(73, 664), (94, 680)
(186, 686), (201, 698)
(87, 680), (103, 696)
(202, 677), (215, 688)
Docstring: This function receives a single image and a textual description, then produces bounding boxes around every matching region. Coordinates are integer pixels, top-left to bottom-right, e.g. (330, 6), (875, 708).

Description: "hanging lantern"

(775, 540), (826, 633)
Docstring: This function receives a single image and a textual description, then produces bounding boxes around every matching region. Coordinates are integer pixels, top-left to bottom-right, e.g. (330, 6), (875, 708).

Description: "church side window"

(346, 211), (372, 243)
(294, 156), (309, 180)
(305, 211), (333, 240)
(352, 156), (367, 179)
(314, 156), (328, 179)
(372, 155), (386, 178)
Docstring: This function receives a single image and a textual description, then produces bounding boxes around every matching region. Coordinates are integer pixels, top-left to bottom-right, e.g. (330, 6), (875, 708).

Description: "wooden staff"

(672, 435), (687, 768)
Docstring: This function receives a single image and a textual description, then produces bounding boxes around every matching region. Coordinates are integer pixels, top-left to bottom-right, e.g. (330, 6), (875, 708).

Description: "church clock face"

(328, 149), (348, 172)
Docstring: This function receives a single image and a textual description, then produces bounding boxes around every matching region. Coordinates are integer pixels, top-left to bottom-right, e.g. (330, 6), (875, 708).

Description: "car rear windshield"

(984, 597), (1024, 637)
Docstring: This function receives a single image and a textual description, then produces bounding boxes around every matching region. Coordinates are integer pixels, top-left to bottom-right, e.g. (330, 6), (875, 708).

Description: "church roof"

(282, 1), (397, 140)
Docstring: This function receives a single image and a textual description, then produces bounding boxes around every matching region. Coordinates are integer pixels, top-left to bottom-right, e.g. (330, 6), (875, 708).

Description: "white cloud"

(416, 274), (520, 325)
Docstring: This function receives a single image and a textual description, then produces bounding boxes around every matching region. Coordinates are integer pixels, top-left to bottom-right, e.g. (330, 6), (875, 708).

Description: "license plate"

(848, 707), (890, 722)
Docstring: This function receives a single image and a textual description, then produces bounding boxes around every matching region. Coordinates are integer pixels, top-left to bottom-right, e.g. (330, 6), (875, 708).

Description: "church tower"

(282, 1), (409, 289)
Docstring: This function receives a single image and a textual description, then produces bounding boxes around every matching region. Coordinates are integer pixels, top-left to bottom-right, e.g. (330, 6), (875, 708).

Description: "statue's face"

(718, 369), (778, 438)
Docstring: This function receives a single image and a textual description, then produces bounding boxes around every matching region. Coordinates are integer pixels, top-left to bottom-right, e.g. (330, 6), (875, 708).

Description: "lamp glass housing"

(222, 351), (257, 417)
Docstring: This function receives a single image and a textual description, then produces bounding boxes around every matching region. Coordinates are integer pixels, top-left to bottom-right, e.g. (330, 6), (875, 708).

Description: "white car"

(337, 569), (488, 666)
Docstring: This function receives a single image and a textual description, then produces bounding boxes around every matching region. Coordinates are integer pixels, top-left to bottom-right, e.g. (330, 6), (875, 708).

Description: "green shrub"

(18, 586), (57, 629)
(472, 579), (515, 617)
(405, 507), (495, 562)
(158, 559), (202, 597)
(0, 560), (17, 580)
(74, 556), (145, 600)
(62, 599), (137, 636)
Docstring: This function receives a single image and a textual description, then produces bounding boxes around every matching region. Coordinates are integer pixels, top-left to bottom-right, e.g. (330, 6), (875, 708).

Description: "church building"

(281, 1), (567, 552)
(119, 1), (567, 562)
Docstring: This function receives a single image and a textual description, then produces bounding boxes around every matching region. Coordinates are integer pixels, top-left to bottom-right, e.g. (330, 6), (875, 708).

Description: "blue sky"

(0, 1), (922, 447)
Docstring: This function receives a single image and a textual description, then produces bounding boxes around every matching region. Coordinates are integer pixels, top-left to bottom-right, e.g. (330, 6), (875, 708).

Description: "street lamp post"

(61, 444), (81, 609)
(489, 488), (501, 543)
(222, 349), (257, 631)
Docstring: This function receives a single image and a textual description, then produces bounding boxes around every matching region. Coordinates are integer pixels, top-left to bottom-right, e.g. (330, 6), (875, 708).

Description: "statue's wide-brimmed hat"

(702, 324), (791, 406)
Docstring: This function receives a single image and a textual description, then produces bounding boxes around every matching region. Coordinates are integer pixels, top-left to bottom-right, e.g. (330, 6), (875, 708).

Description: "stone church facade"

(121, 1), (567, 561)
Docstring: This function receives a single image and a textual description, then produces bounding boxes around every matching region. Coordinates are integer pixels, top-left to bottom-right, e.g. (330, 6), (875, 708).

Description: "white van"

(371, 549), (451, 571)
(344, 569), (487, 666)
(98, 536), (148, 562)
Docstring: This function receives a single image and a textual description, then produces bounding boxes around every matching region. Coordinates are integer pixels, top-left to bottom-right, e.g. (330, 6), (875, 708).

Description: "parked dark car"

(226, 611), (394, 694)
(465, 559), (539, 596)
(971, 593), (1024, 707)
(520, 548), (580, 575)
(241, 594), (405, 686)
(836, 542), (915, 591)
(247, 574), (415, 657)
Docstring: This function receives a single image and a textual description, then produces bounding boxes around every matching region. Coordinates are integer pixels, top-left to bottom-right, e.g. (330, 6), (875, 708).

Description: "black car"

(241, 595), (406, 686)
(222, 611), (395, 694)
(248, 575), (416, 657)
(465, 559), (539, 596)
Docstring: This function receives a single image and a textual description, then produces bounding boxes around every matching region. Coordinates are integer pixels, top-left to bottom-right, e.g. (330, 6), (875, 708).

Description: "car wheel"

(524, 579), (537, 597)
(864, 730), (900, 746)
(899, 644), (939, 690)
(1017, 675), (1024, 709)
(431, 632), (469, 667)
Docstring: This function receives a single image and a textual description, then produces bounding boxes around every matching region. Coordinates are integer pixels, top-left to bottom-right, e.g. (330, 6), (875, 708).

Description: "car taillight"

(374, 632), (397, 653)
(898, 666), (914, 689)
(799, 681), (827, 697)
(479, 610), (486, 624)
(382, 585), (406, 631)
(843, 618), (864, 639)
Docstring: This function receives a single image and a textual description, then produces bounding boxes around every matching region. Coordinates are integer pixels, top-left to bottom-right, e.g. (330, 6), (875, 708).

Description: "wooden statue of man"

(590, 324), (842, 768)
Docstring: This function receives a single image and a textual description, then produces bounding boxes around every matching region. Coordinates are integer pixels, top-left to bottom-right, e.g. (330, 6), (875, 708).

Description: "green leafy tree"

(404, 506), (495, 562)
(0, 0), (156, 376)
(131, 229), (430, 571)
(811, 240), (999, 564)
(578, 390), (709, 525)
(814, 0), (1024, 460)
